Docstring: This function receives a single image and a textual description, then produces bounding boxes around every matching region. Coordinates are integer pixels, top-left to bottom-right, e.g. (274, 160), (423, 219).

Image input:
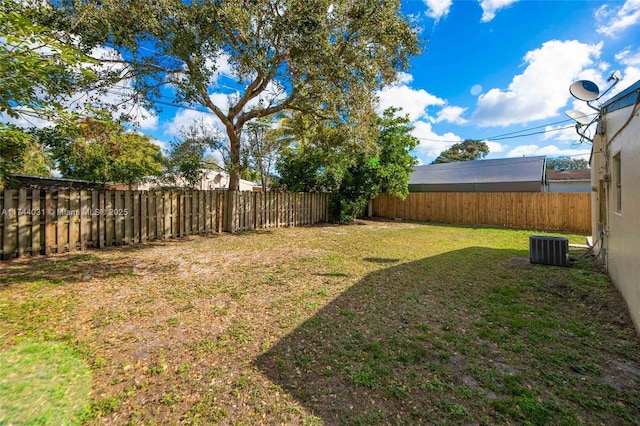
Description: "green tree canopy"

(431, 140), (490, 164)
(0, 125), (56, 188)
(165, 120), (223, 188)
(41, 114), (165, 186)
(244, 118), (285, 192)
(58, 0), (420, 190)
(545, 156), (589, 170)
(0, 1), (97, 187)
(0, 1), (96, 120)
(277, 107), (418, 222)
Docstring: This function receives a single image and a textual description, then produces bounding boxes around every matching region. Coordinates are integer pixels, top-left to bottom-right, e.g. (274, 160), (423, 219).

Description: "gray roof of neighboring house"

(8, 174), (102, 190)
(409, 156), (547, 185)
(547, 169), (591, 181)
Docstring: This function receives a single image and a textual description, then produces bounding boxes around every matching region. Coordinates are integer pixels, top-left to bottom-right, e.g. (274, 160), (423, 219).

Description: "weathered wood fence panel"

(372, 192), (591, 234)
(0, 190), (331, 260)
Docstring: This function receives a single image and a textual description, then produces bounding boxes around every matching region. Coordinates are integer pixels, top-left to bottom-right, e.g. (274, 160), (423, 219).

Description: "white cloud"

(211, 52), (235, 80)
(434, 105), (468, 124)
(541, 123), (587, 142)
(613, 50), (640, 94)
(164, 108), (223, 138)
(580, 53), (640, 102)
(0, 109), (53, 129)
(411, 120), (463, 159)
(424, 0), (453, 21)
(395, 72), (414, 85)
(0, 45), (158, 131)
(616, 48), (640, 65)
(80, 46), (160, 130)
(473, 40), (603, 127)
(479, 0), (520, 22)
(485, 141), (505, 153)
(619, 66), (640, 89)
(378, 85), (445, 121)
(247, 80), (287, 110)
(149, 137), (171, 153)
(595, 0), (640, 38)
(506, 144), (591, 160)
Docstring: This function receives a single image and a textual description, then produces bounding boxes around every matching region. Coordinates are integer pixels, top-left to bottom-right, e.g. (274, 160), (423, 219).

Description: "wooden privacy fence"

(0, 189), (331, 260)
(372, 192), (591, 234)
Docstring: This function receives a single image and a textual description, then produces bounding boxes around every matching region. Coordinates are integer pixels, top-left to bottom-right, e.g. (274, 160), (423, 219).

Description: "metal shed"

(408, 156), (547, 192)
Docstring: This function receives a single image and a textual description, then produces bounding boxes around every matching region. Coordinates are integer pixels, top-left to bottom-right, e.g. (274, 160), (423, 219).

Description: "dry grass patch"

(0, 220), (639, 425)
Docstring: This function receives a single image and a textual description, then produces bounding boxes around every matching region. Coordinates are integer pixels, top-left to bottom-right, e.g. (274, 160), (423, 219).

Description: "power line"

(101, 82), (590, 145)
(490, 125), (576, 141)
(413, 119), (593, 144)
(95, 44), (596, 146)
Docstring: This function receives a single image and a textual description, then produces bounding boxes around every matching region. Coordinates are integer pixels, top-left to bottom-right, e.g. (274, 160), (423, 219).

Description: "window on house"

(613, 152), (621, 213)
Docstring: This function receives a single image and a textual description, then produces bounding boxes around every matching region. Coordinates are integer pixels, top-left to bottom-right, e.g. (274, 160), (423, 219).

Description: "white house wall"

(594, 104), (640, 333)
(547, 180), (590, 193)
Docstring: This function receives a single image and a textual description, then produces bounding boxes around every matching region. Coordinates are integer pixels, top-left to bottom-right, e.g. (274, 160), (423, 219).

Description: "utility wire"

(98, 44), (598, 145)
(100, 82), (592, 145)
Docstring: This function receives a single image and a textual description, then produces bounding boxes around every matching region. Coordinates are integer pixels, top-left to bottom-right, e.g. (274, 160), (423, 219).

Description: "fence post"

(98, 191), (106, 248)
(79, 190), (88, 250)
(69, 190), (79, 251)
(140, 191), (147, 243)
(114, 190), (123, 245)
(222, 190), (231, 232)
(253, 192), (258, 230)
(17, 188), (27, 257)
(32, 189), (42, 255)
(3, 189), (16, 259)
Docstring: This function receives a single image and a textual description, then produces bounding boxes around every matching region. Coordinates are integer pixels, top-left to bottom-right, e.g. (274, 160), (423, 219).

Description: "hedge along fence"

(0, 189), (331, 260)
(371, 192), (591, 234)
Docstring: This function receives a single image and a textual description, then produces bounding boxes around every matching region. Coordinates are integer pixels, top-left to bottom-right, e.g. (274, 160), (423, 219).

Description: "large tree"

(244, 118), (283, 192)
(431, 139), (489, 164)
(0, 126), (51, 187)
(545, 156), (589, 170)
(277, 107), (418, 222)
(0, 1), (96, 120)
(0, 0), (96, 187)
(165, 120), (224, 188)
(59, 0), (420, 190)
(41, 114), (165, 186)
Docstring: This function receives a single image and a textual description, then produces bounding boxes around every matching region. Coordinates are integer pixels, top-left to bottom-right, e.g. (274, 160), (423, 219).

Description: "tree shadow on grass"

(0, 237), (197, 289)
(254, 247), (640, 425)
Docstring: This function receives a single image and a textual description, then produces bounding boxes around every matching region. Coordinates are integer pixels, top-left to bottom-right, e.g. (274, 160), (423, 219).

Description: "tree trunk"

(227, 129), (241, 191)
(228, 172), (240, 191)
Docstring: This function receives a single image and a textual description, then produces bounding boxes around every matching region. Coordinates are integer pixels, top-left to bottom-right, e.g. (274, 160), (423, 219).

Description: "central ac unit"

(529, 236), (569, 267)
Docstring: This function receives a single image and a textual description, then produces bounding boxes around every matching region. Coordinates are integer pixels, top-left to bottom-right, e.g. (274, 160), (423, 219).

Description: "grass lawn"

(1, 220), (639, 425)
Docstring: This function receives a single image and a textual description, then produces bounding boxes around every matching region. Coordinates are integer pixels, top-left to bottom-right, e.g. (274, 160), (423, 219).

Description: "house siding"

(592, 86), (640, 334)
(547, 180), (591, 193)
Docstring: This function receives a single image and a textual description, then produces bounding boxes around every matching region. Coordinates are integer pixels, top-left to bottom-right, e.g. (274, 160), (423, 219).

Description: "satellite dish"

(608, 70), (622, 82)
(565, 110), (591, 126)
(569, 80), (600, 101)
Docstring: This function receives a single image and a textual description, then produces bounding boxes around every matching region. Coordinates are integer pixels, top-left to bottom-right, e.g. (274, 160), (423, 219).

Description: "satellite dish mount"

(566, 71), (621, 143)
(569, 71), (621, 111)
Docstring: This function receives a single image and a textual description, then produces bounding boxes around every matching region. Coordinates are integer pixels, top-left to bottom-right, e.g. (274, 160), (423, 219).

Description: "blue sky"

(7, 0), (640, 166)
(378, 0), (640, 164)
(145, 0), (640, 165)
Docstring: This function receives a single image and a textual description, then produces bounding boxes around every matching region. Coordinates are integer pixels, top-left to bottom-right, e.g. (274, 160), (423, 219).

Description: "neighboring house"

(8, 174), (101, 190)
(110, 170), (259, 191)
(546, 169), (591, 192)
(590, 79), (640, 333)
(408, 156), (547, 192)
